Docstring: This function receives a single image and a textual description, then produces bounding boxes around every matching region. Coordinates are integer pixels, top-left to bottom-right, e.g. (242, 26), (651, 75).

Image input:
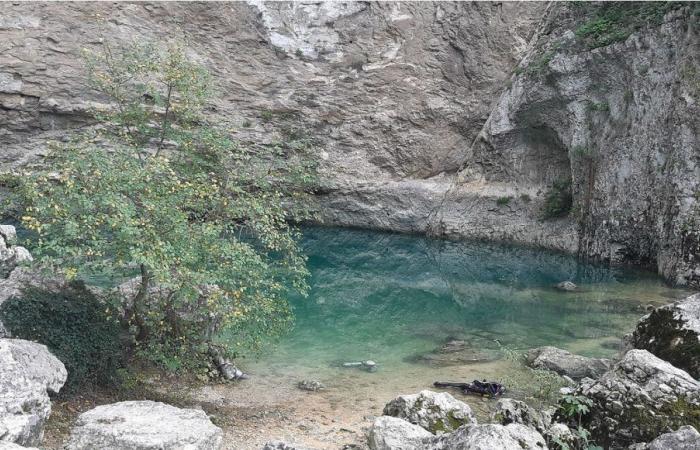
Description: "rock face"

(632, 293), (700, 378)
(367, 416), (432, 450)
(383, 390), (476, 434)
(469, 3), (700, 287)
(0, 3), (697, 287)
(631, 425), (700, 450)
(429, 423), (548, 450)
(0, 338), (67, 446)
(525, 346), (611, 380)
(578, 349), (700, 448)
(65, 400), (223, 450)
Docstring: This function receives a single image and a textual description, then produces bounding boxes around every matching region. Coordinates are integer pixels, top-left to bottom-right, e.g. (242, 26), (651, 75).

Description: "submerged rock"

(555, 281), (578, 292)
(578, 349), (700, 448)
(629, 425), (700, 450)
(297, 380), (325, 392)
(632, 293), (700, 378)
(383, 390), (476, 434)
(367, 416), (432, 450)
(429, 423), (547, 450)
(65, 400), (223, 450)
(0, 338), (67, 446)
(407, 339), (496, 367)
(525, 346), (611, 380)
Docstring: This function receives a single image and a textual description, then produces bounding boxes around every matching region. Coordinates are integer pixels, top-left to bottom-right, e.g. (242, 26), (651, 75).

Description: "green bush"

(542, 179), (573, 219)
(496, 196), (512, 206)
(0, 282), (124, 391)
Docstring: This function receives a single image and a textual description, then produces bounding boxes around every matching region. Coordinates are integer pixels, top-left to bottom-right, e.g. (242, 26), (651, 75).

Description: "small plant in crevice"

(553, 394), (603, 450)
(496, 196), (512, 206)
(542, 179), (573, 219)
(587, 101), (609, 112)
(520, 193), (532, 203)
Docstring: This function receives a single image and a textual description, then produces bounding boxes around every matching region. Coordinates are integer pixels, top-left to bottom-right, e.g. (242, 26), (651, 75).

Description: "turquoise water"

(247, 226), (686, 376)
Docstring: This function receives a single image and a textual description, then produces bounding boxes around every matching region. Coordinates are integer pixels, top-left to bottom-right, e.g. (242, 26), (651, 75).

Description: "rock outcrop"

(64, 400), (223, 450)
(429, 423), (548, 450)
(630, 425), (700, 450)
(383, 390), (476, 434)
(0, 225), (31, 280)
(0, 3), (697, 286)
(0, 338), (67, 446)
(632, 293), (700, 378)
(578, 349), (700, 448)
(491, 398), (547, 433)
(525, 346), (611, 380)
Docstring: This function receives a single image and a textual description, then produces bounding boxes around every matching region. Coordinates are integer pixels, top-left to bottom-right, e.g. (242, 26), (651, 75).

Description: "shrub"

(496, 196), (512, 206)
(0, 282), (123, 391)
(542, 179), (573, 219)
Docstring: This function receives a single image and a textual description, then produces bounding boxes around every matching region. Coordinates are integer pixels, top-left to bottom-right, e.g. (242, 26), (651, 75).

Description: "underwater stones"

(65, 400), (223, 450)
(408, 339), (496, 367)
(342, 360), (378, 372)
(555, 281), (578, 292)
(297, 380), (325, 392)
(631, 293), (700, 378)
(525, 346), (611, 380)
(429, 423), (548, 450)
(490, 398), (546, 433)
(578, 349), (700, 448)
(629, 425), (700, 450)
(0, 338), (67, 446)
(383, 390), (476, 434)
(367, 416), (432, 450)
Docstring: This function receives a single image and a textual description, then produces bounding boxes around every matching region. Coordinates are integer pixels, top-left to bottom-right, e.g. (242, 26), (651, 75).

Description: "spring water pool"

(212, 227), (689, 447)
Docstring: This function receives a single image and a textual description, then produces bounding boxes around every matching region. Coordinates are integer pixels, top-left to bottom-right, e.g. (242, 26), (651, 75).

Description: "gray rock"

(65, 401), (223, 450)
(409, 339), (496, 367)
(545, 423), (576, 450)
(630, 425), (700, 450)
(0, 226), (32, 279)
(297, 380), (325, 392)
(429, 423), (548, 450)
(578, 349), (700, 448)
(526, 346), (611, 380)
(490, 398), (546, 433)
(0, 442), (39, 450)
(0, 338), (67, 446)
(555, 281), (577, 292)
(383, 390), (476, 434)
(367, 416), (432, 450)
(632, 293), (700, 378)
(262, 441), (315, 450)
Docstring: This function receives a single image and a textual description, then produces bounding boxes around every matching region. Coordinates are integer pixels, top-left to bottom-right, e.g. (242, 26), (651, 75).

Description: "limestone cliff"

(0, 2), (698, 287)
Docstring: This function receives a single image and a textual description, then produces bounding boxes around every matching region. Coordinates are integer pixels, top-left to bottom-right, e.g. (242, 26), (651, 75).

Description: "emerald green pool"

(243, 227), (687, 380)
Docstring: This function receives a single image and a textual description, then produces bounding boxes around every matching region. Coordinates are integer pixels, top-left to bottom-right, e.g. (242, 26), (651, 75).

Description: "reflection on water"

(243, 227), (687, 377)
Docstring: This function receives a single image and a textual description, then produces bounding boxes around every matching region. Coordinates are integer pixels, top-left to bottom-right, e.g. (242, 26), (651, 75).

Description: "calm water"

(244, 227), (686, 377)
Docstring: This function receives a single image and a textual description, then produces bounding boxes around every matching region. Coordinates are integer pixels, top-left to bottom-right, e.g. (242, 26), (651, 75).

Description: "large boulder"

(367, 416), (432, 450)
(429, 423), (548, 450)
(0, 338), (67, 446)
(525, 346), (612, 380)
(632, 293), (700, 379)
(383, 390), (476, 434)
(579, 349), (700, 448)
(629, 425), (700, 450)
(0, 442), (39, 450)
(64, 401), (223, 450)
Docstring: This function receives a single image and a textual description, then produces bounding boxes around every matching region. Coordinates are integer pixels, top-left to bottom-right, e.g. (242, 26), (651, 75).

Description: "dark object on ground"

(434, 380), (506, 397)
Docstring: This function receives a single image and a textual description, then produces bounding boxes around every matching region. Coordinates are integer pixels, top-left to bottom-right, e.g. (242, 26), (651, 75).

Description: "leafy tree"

(14, 42), (316, 370)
